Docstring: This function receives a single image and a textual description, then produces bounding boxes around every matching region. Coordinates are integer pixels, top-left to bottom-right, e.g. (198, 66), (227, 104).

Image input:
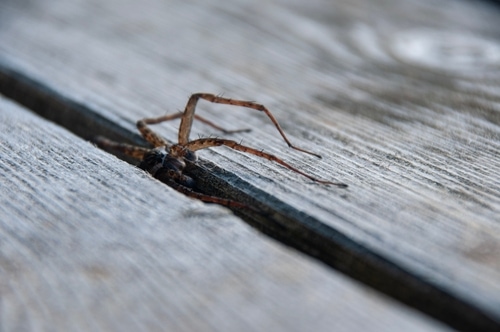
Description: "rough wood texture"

(1, 0), (500, 330)
(0, 97), (450, 331)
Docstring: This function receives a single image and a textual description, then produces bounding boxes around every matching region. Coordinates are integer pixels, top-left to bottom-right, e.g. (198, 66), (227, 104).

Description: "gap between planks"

(0, 63), (499, 331)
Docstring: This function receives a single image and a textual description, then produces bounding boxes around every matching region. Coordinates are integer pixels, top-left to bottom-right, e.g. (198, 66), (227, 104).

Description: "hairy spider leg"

(192, 115), (251, 134)
(180, 138), (348, 187)
(94, 136), (150, 159)
(179, 93), (323, 158)
(156, 175), (257, 211)
(137, 119), (172, 147)
(139, 111), (250, 143)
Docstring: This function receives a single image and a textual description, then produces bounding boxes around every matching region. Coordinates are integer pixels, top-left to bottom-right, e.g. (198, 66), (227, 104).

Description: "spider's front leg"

(94, 136), (150, 160)
(179, 138), (348, 187)
(179, 93), (322, 158)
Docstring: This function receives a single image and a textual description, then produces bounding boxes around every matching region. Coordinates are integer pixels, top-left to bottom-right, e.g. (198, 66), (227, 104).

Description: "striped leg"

(94, 136), (149, 160)
(182, 138), (347, 187)
(138, 111), (250, 147)
(178, 93), (322, 158)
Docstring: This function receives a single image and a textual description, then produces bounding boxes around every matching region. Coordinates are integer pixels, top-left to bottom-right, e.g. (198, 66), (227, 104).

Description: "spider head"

(139, 147), (196, 188)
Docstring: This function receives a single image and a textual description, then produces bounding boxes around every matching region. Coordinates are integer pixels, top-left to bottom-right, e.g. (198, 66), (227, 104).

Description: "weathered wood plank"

(1, 0), (500, 329)
(0, 97), (450, 331)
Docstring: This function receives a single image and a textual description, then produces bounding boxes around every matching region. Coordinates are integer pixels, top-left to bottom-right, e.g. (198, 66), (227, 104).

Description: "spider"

(95, 93), (347, 210)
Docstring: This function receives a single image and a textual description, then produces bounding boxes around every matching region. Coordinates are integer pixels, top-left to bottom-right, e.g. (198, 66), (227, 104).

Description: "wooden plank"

(0, 97), (450, 331)
(0, 0), (499, 329)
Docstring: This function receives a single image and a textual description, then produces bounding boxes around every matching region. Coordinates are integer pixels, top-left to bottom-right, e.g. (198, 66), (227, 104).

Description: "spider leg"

(193, 115), (251, 135)
(182, 138), (347, 187)
(179, 93), (322, 158)
(94, 136), (149, 159)
(158, 175), (257, 211)
(137, 118), (172, 147)
(139, 112), (250, 145)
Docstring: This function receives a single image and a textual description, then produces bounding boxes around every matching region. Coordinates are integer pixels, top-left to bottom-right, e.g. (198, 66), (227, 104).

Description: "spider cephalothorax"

(96, 93), (346, 210)
(139, 146), (196, 188)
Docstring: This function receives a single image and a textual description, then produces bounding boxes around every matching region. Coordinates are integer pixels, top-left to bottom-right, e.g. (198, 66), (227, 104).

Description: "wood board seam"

(1, 62), (498, 331)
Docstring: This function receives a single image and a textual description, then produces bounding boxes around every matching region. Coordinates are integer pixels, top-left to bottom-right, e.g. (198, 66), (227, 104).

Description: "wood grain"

(0, 97), (452, 331)
(1, 0), (499, 329)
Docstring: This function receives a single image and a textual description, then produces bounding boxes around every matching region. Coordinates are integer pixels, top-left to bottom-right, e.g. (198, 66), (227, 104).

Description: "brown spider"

(95, 93), (347, 210)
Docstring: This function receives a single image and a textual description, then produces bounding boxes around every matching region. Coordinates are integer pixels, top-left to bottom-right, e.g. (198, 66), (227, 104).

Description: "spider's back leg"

(155, 171), (257, 211)
(139, 111), (251, 146)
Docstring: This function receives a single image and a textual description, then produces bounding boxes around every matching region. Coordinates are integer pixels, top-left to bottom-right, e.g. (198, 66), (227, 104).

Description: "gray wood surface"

(0, 97), (450, 331)
(1, 0), (500, 330)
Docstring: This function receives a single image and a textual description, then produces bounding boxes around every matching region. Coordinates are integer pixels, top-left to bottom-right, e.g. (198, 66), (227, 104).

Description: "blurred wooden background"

(1, 0), (499, 330)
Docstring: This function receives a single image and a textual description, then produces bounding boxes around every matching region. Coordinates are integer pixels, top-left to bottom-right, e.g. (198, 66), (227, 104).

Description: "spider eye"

(184, 150), (197, 162)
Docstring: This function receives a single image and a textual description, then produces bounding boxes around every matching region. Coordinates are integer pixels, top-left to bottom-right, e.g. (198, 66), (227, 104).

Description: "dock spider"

(96, 93), (347, 209)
